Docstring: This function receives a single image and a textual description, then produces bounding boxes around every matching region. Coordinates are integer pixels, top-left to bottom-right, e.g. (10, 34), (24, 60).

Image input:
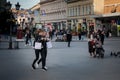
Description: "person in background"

(25, 29), (32, 46)
(88, 39), (96, 57)
(66, 31), (72, 47)
(81, 30), (85, 40)
(78, 32), (81, 40)
(49, 31), (53, 40)
(100, 31), (105, 45)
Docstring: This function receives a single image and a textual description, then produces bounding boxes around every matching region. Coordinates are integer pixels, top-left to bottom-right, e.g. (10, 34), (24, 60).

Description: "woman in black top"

(32, 30), (49, 71)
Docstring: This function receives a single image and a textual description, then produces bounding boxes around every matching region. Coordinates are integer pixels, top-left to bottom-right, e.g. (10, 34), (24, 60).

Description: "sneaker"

(35, 63), (39, 68)
(42, 66), (48, 71)
(32, 64), (36, 70)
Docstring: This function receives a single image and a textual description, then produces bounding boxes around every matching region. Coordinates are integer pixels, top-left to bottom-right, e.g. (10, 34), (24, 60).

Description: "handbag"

(47, 41), (52, 48)
(34, 42), (42, 49)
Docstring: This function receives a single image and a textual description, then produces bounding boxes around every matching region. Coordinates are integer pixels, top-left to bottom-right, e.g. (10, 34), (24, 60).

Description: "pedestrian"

(32, 30), (49, 71)
(88, 39), (96, 57)
(32, 30), (42, 69)
(66, 31), (72, 47)
(49, 31), (53, 40)
(25, 29), (32, 46)
(78, 32), (81, 40)
(81, 30), (85, 40)
(100, 31), (105, 45)
(16, 26), (23, 39)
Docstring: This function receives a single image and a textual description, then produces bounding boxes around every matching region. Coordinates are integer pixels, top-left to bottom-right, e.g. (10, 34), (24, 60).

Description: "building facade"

(95, 0), (120, 37)
(66, 0), (105, 34)
(12, 8), (35, 30)
(40, 0), (67, 30)
(30, 3), (40, 23)
(39, 0), (120, 36)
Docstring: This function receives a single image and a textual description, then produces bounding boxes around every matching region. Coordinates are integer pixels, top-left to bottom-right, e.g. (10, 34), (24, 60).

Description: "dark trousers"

(68, 41), (71, 47)
(32, 49), (41, 67)
(41, 48), (47, 67)
(25, 38), (29, 44)
(32, 48), (47, 68)
(101, 39), (104, 45)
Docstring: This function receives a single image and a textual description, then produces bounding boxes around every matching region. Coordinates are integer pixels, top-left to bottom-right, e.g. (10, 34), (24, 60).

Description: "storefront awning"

(93, 13), (120, 18)
(103, 12), (120, 17)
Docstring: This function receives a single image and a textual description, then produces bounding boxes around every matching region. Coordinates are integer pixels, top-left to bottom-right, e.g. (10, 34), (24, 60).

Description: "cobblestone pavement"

(0, 37), (120, 80)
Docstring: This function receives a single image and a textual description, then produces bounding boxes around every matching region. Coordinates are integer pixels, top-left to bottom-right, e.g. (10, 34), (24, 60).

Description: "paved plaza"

(0, 37), (120, 80)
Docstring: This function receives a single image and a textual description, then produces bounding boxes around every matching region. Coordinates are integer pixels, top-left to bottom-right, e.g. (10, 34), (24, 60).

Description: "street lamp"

(5, 1), (20, 49)
(15, 2), (20, 10)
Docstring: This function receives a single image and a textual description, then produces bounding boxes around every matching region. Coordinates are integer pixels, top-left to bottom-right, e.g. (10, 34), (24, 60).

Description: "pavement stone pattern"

(0, 36), (120, 80)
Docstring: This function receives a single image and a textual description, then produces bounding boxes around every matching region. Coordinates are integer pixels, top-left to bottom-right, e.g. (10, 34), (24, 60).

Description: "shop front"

(95, 14), (120, 37)
(77, 18), (95, 35)
(52, 21), (67, 30)
(67, 17), (96, 35)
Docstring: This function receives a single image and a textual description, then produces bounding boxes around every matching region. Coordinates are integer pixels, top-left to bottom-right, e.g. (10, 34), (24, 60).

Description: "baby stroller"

(95, 39), (105, 58)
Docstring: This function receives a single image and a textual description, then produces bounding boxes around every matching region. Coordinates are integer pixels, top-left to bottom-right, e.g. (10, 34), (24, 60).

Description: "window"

(81, 6), (84, 15)
(70, 8), (72, 16)
(74, 7), (77, 16)
(75, 7), (77, 16)
(73, 7), (74, 16)
(91, 5), (94, 14)
(79, 5), (81, 15)
(77, 6), (80, 16)
(68, 8), (70, 16)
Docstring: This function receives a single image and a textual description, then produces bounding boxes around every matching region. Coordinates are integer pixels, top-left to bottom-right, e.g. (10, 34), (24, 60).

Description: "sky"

(7, 0), (40, 9)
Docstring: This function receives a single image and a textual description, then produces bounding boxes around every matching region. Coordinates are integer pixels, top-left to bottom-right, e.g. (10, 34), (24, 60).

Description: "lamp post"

(5, 1), (20, 49)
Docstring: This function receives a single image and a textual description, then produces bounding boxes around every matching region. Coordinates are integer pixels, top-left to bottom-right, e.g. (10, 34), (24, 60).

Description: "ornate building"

(30, 3), (40, 25)
(95, 0), (120, 37)
(66, 0), (100, 34)
(66, 0), (120, 36)
(12, 8), (34, 30)
(104, 0), (120, 13)
(39, 0), (120, 36)
(40, 0), (67, 30)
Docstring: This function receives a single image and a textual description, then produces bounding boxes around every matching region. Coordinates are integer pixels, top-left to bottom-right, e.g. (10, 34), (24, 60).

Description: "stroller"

(95, 39), (105, 58)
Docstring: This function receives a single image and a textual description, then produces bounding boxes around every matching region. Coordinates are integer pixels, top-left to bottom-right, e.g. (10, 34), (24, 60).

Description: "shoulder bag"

(34, 42), (42, 49)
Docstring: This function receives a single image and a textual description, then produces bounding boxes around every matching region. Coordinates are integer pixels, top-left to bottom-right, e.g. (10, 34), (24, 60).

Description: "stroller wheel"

(101, 54), (104, 58)
(100, 50), (104, 58)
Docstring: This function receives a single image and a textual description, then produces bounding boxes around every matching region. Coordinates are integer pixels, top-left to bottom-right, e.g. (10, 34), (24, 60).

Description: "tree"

(0, 10), (15, 34)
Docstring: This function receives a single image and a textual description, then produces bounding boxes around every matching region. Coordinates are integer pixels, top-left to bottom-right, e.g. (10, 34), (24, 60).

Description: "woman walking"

(32, 30), (49, 71)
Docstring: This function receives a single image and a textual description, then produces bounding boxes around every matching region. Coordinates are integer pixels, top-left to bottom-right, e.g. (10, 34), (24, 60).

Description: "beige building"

(39, 0), (120, 36)
(30, 3), (40, 24)
(40, 0), (67, 30)
(12, 8), (34, 29)
(96, 0), (120, 37)
(66, 0), (105, 34)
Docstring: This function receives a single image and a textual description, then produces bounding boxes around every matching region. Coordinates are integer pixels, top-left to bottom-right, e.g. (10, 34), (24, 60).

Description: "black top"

(33, 34), (48, 49)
